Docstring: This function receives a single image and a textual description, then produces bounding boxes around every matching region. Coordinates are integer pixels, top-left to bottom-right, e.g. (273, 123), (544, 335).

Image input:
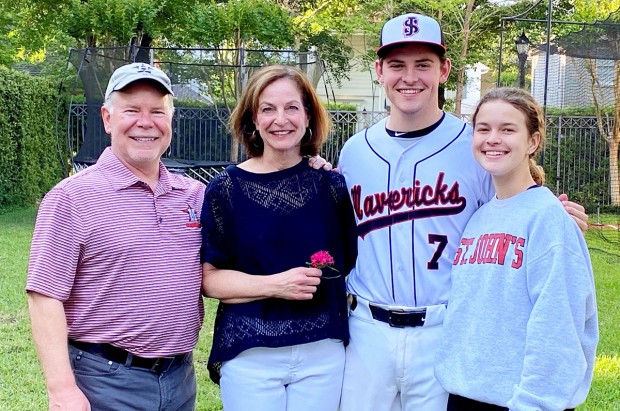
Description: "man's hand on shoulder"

(558, 193), (589, 233)
(307, 155), (332, 171)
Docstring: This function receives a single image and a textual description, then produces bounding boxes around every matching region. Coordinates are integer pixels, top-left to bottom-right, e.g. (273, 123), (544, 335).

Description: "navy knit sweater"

(200, 160), (357, 383)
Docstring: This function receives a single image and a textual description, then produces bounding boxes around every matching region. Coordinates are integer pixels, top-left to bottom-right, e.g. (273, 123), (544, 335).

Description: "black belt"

(448, 395), (574, 411)
(369, 305), (426, 328)
(69, 340), (187, 374)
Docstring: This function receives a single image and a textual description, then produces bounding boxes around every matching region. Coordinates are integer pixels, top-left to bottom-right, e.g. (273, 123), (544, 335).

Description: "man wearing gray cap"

(27, 62), (206, 410)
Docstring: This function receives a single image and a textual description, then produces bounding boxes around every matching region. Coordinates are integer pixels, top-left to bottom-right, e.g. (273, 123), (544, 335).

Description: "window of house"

(596, 59), (614, 86)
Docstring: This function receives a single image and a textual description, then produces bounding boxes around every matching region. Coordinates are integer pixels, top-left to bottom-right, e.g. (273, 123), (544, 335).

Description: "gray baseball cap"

(105, 62), (174, 100)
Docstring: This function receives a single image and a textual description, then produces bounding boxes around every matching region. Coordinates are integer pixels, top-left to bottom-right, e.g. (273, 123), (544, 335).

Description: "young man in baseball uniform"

(337, 12), (589, 411)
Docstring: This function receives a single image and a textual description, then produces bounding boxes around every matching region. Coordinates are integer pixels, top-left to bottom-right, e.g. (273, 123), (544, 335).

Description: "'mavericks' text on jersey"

(351, 171), (467, 239)
(339, 114), (494, 307)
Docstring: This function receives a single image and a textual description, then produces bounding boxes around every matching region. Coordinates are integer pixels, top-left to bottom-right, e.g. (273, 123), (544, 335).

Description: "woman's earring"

(250, 130), (262, 147)
(303, 128), (313, 142)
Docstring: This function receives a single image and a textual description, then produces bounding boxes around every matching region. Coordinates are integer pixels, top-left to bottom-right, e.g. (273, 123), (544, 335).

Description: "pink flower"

(307, 250), (339, 272)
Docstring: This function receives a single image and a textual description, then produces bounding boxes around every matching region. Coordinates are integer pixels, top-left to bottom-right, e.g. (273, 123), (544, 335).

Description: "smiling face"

(473, 100), (540, 196)
(253, 78), (310, 158)
(375, 43), (450, 130)
(101, 81), (173, 175)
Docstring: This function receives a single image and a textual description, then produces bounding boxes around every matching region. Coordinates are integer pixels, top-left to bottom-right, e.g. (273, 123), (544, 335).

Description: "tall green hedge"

(0, 67), (65, 211)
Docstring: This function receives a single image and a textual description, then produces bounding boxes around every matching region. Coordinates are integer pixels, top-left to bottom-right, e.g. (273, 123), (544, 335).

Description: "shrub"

(0, 67), (65, 211)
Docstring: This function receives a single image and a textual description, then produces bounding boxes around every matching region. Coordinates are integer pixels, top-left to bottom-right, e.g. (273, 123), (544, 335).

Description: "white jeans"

(220, 339), (345, 411)
(340, 296), (449, 411)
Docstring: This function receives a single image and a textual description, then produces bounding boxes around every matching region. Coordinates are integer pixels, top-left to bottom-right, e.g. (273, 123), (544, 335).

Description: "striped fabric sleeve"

(26, 185), (83, 301)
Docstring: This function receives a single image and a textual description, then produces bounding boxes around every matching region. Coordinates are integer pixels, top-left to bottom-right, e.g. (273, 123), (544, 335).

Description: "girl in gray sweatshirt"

(434, 88), (598, 411)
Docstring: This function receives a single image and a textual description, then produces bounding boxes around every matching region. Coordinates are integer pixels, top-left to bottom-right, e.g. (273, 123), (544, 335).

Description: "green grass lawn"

(1, 207), (619, 410)
(582, 223), (620, 411)
(0, 207), (223, 410)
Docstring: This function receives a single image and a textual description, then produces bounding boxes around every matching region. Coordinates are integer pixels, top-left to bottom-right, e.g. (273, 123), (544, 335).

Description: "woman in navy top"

(200, 65), (357, 411)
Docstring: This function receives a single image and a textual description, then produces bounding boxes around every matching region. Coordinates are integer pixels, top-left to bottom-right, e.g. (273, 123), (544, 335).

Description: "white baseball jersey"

(339, 114), (494, 308)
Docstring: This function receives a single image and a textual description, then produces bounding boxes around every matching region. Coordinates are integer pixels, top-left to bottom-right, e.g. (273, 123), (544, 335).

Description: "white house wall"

(461, 63), (489, 116)
(531, 52), (564, 108)
(531, 50), (615, 108)
(316, 34), (386, 111)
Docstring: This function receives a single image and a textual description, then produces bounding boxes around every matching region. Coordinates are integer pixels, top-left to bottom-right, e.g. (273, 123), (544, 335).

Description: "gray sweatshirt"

(434, 186), (598, 411)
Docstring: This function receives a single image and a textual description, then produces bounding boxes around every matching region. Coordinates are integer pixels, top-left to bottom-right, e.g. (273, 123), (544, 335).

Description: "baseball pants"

(340, 296), (448, 411)
(219, 338), (345, 411)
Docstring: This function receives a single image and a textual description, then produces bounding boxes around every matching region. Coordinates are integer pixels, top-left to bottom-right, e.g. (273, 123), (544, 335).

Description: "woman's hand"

(271, 267), (322, 300)
(202, 263), (322, 303)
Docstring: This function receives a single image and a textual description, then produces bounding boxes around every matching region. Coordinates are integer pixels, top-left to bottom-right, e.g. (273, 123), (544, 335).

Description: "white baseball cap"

(377, 13), (446, 58)
(105, 62), (174, 100)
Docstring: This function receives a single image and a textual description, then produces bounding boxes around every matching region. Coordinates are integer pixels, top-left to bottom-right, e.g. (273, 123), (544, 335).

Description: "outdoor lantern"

(515, 31), (530, 88)
(515, 31), (530, 56)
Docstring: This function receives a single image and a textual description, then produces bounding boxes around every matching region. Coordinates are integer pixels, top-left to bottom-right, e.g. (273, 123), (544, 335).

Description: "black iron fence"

(543, 116), (615, 208)
(68, 104), (619, 209)
(68, 104), (386, 178)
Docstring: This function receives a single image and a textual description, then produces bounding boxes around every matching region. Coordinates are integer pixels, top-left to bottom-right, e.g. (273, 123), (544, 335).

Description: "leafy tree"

(175, 0), (298, 160)
(9, 0), (359, 86)
(289, 0), (383, 88)
(423, 0), (508, 116)
(572, 0), (620, 21)
(180, 0), (295, 97)
(0, 4), (19, 67)
(13, 0), (196, 51)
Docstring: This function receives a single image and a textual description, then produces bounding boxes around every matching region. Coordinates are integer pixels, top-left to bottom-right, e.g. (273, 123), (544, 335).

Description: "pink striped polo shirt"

(27, 148), (207, 357)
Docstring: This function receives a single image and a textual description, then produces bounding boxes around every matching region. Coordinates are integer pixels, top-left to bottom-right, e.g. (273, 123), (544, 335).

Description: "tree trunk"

(584, 58), (619, 204)
(453, 0), (475, 117)
(611, 60), (620, 205)
(454, 69), (465, 117)
(229, 32), (243, 163)
(609, 138), (620, 205)
(134, 32), (153, 63)
(73, 48), (112, 165)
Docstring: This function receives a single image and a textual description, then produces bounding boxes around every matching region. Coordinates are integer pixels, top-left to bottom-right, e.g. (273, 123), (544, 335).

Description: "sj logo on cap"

(137, 63), (152, 74)
(402, 16), (419, 38)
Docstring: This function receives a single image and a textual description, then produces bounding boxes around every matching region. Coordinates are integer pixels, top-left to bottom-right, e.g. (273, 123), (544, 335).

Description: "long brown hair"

(472, 87), (546, 185)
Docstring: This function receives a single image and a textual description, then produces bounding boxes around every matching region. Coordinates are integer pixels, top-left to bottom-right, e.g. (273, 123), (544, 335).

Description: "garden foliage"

(0, 67), (65, 210)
